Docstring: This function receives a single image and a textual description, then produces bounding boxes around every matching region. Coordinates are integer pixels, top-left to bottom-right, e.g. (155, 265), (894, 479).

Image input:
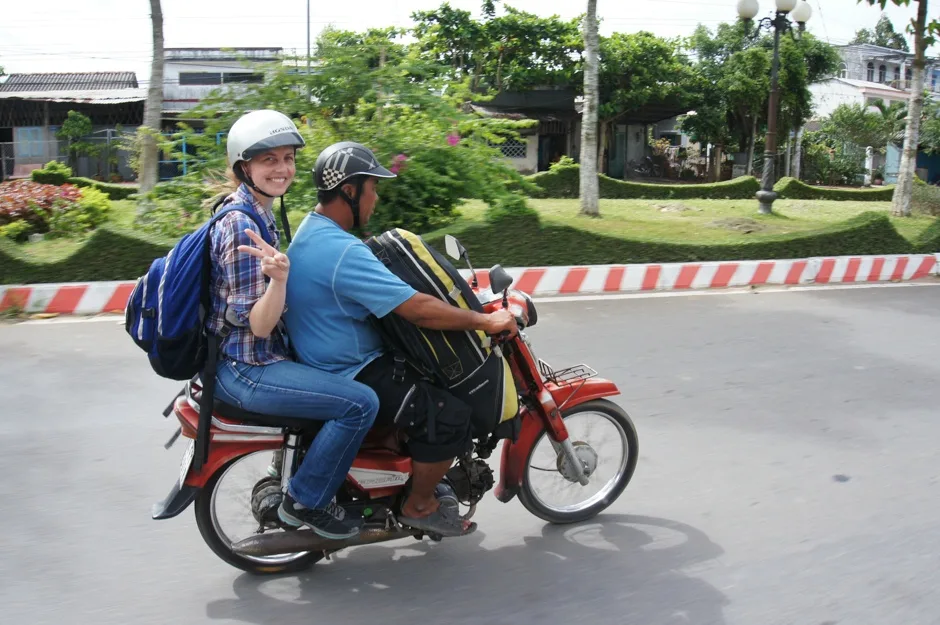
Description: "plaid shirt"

(207, 184), (289, 365)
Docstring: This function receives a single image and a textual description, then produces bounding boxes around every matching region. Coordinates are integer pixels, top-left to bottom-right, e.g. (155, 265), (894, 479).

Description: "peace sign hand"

(237, 228), (290, 283)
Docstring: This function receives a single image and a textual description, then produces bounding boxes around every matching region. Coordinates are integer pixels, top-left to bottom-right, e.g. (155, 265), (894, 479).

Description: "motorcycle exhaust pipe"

(231, 524), (419, 558)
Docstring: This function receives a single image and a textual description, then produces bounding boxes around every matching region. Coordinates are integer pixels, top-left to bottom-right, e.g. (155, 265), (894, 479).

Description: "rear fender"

(494, 377), (619, 503)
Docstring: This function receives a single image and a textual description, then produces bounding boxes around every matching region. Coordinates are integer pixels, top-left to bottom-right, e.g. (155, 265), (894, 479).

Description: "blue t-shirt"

(284, 212), (417, 378)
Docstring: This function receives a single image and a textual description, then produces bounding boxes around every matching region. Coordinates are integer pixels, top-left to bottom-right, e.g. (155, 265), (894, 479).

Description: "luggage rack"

(538, 359), (598, 386)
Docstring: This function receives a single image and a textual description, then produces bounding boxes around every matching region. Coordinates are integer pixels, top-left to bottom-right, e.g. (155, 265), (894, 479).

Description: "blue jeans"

(214, 358), (379, 510)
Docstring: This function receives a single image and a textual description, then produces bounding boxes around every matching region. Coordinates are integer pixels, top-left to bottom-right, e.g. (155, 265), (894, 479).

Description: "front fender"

(495, 377), (619, 503)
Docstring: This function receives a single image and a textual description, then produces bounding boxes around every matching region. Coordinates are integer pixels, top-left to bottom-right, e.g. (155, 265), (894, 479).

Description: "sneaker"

(277, 493), (362, 540)
(266, 449), (284, 478)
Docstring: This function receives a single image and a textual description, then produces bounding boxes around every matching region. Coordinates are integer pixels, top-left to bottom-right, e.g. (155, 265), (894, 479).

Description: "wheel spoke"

(209, 450), (310, 566)
(524, 409), (632, 515)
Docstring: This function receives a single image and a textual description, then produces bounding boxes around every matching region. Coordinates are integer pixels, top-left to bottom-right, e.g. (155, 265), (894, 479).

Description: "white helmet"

(226, 109), (305, 166)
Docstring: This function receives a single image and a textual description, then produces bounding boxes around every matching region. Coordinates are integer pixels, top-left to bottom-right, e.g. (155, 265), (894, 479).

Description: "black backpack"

(364, 228), (519, 438)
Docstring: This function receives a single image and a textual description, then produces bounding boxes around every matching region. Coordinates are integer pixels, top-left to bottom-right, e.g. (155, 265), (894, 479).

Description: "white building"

(162, 47), (283, 118)
(808, 77), (909, 119)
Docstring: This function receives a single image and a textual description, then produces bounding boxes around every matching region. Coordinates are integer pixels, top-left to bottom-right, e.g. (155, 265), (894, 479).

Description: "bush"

(0, 220), (31, 242)
(912, 183), (940, 216)
(47, 187), (112, 238)
(425, 211), (913, 267)
(523, 164), (761, 200)
(0, 180), (83, 236)
(67, 177), (138, 200)
(30, 160), (73, 185)
(774, 177), (894, 201)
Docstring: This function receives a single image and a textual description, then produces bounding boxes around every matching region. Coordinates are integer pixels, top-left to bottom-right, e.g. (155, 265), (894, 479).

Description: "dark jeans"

(215, 358), (379, 509)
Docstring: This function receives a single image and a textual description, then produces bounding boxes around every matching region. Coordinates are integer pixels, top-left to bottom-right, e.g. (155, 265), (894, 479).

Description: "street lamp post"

(737, 0), (813, 215)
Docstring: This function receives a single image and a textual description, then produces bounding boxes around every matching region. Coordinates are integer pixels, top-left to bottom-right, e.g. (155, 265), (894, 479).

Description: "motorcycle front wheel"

(519, 399), (639, 524)
(194, 450), (324, 575)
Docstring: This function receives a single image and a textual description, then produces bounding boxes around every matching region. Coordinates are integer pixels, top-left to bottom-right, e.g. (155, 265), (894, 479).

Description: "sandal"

(398, 503), (476, 538)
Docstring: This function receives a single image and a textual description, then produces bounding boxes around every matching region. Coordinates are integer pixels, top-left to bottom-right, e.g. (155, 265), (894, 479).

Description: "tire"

(518, 399), (639, 524)
(194, 456), (324, 575)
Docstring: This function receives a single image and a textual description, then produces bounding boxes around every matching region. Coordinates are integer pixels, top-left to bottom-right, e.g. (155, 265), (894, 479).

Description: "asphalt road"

(2, 283), (940, 625)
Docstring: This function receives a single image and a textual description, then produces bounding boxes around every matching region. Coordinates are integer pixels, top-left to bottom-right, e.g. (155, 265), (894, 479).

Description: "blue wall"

(884, 144), (940, 184)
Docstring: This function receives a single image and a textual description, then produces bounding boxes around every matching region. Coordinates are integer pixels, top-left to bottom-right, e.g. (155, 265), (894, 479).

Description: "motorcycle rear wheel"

(195, 452), (324, 575)
(519, 399), (638, 524)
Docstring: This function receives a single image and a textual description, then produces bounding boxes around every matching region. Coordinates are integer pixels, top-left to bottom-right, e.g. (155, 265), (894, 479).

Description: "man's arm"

(394, 293), (518, 337)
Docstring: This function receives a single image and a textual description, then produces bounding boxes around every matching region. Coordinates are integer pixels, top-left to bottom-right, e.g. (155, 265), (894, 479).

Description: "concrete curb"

(2, 253), (939, 315)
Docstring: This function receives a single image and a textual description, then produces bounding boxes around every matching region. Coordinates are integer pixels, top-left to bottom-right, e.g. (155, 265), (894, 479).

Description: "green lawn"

(434, 198), (936, 245)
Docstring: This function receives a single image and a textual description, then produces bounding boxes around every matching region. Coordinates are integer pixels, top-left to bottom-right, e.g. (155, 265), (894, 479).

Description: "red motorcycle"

(152, 235), (639, 575)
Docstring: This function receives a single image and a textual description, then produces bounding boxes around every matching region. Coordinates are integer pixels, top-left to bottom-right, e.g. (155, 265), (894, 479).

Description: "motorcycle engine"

(445, 458), (495, 506)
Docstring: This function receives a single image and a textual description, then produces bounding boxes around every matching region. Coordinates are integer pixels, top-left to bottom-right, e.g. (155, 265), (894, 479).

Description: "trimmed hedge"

(31, 169), (71, 186)
(0, 225), (173, 284)
(1, 210), (931, 284)
(426, 211), (914, 267)
(774, 177), (895, 202)
(524, 164), (761, 200)
(67, 177), (138, 200)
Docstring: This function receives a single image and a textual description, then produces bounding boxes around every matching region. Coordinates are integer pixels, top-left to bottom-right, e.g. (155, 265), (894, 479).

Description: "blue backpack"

(125, 200), (274, 381)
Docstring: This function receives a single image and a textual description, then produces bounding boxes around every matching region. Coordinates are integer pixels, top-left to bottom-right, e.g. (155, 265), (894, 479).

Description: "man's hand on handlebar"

(483, 309), (519, 340)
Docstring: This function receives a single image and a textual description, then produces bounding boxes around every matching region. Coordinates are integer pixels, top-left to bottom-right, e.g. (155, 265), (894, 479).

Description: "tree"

(860, 0), (938, 215)
(850, 14), (910, 50)
(681, 23), (839, 182)
(56, 110), (95, 169)
(921, 97), (940, 154)
(596, 32), (697, 176)
(412, 3), (582, 93)
(138, 0), (164, 198)
(822, 102), (902, 150)
(159, 26), (535, 235)
(580, 0), (599, 216)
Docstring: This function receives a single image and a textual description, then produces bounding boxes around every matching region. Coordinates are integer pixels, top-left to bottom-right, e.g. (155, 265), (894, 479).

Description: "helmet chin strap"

(337, 178), (366, 230)
(236, 164), (275, 199)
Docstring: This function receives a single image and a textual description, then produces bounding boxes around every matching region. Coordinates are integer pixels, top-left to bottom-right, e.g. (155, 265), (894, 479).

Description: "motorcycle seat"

(212, 399), (326, 432)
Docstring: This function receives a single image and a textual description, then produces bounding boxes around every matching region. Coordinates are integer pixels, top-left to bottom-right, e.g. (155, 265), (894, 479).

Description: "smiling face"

(242, 145), (296, 197)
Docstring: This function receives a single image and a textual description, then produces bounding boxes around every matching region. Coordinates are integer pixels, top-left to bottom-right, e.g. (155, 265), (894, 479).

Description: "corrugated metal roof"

(0, 72), (138, 92)
(0, 88), (147, 103)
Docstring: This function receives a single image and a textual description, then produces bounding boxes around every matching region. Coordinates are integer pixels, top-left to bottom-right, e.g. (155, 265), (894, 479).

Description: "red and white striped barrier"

(2, 254), (938, 315)
(459, 253), (940, 296)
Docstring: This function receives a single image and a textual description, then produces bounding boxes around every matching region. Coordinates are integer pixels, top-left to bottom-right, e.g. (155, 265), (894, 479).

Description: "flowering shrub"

(0, 180), (110, 240)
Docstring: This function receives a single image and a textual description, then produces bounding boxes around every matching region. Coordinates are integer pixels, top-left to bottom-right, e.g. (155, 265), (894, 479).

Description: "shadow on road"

(206, 514), (729, 625)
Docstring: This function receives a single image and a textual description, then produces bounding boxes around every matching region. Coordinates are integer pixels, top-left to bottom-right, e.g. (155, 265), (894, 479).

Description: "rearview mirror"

(444, 235), (464, 261)
(489, 264), (513, 294)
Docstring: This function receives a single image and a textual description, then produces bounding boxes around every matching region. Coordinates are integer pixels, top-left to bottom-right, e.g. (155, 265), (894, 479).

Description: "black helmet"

(314, 141), (396, 228)
(314, 141), (396, 190)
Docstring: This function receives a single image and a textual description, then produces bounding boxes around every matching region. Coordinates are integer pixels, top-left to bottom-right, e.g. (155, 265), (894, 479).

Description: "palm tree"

(138, 0), (164, 199)
(579, 0), (600, 216)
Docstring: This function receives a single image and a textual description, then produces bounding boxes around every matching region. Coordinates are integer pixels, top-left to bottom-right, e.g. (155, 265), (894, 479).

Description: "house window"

(222, 73), (264, 84)
(878, 65), (887, 83)
(867, 62), (875, 82)
(906, 67), (912, 88)
(840, 63), (848, 78)
(497, 138), (528, 159)
(179, 72), (222, 85)
(15, 127), (44, 159)
(893, 67), (901, 85)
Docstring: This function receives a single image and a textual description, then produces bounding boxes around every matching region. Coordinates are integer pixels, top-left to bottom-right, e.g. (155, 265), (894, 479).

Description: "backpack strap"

(193, 203), (276, 471)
